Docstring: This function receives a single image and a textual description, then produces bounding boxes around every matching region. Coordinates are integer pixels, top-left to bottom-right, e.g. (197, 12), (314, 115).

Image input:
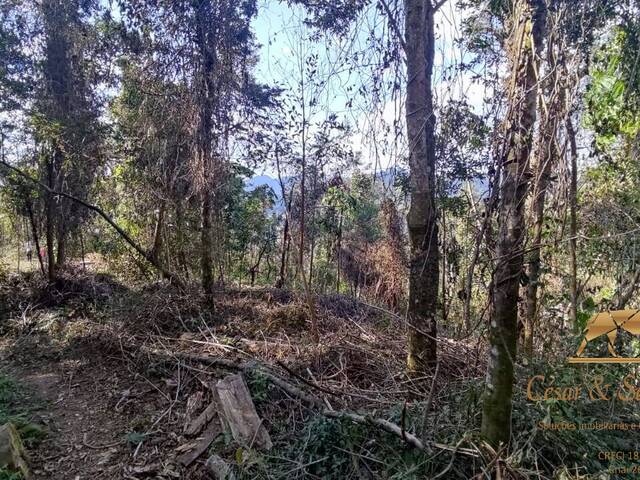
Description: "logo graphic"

(567, 309), (640, 363)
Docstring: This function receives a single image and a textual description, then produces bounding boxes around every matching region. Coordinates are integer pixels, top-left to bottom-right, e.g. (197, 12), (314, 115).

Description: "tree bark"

(175, 199), (190, 278)
(192, 0), (218, 294)
(405, 0), (439, 372)
(276, 214), (290, 288)
(275, 148), (293, 289)
(56, 226), (66, 267)
(481, 0), (546, 448)
(201, 194), (214, 292)
(523, 33), (563, 357)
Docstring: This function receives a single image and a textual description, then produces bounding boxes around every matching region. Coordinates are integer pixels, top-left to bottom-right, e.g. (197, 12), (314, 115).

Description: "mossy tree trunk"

(481, 0), (546, 448)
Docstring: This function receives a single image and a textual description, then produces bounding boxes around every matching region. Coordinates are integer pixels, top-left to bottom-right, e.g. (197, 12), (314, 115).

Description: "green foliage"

(0, 469), (23, 480)
(125, 431), (146, 447)
(584, 29), (640, 149)
(323, 170), (380, 244)
(246, 370), (272, 404)
(226, 165), (278, 284)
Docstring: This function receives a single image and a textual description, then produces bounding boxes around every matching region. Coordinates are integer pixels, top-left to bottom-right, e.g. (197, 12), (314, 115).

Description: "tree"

(120, 0), (274, 292)
(35, 0), (104, 278)
(522, 12), (566, 357)
(481, 0), (546, 448)
(404, 0), (440, 373)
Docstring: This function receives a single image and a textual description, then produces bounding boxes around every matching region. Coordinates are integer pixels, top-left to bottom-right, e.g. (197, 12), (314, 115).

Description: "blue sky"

(249, 1), (489, 178)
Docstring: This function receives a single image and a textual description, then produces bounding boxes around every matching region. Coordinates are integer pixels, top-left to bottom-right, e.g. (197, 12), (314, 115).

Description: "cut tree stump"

(215, 374), (272, 450)
(0, 423), (29, 478)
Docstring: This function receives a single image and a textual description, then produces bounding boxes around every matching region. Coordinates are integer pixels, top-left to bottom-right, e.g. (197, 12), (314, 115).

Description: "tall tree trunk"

(276, 214), (290, 288)
(336, 210), (343, 293)
(46, 155), (56, 281)
(523, 33), (563, 357)
(296, 49), (318, 341)
(441, 206), (448, 325)
(194, 0), (217, 294)
(201, 194), (214, 292)
(566, 117), (579, 326)
(481, 0), (546, 448)
(175, 199), (189, 278)
(405, 0), (439, 372)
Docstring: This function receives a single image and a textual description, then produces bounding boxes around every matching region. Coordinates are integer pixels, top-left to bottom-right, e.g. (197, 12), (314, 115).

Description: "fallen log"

(215, 374), (272, 450)
(185, 399), (218, 437)
(177, 420), (222, 467)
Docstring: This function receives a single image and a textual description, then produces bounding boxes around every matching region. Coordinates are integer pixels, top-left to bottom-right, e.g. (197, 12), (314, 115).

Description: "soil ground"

(0, 269), (483, 479)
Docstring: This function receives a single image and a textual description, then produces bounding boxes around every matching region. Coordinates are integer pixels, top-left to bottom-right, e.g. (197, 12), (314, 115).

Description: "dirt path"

(1, 332), (188, 479)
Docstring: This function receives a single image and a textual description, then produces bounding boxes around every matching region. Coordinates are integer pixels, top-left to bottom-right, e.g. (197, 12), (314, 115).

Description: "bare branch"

(433, 0), (447, 12)
(379, 0), (407, 53)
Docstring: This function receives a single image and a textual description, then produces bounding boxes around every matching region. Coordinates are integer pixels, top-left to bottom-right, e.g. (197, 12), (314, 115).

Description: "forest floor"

(0, 267), (539, 479)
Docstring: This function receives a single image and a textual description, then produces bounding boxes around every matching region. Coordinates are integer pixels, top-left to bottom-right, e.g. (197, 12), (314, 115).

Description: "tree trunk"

(194, 0), (217, 294)
(336, 210), (343, 293)
(481, 0), (546, 448)
(56, 226), (66, 267)
(405, 0), (438, 373)
(201, 194), (214, 292)
(45, 156), (56, 281)
(523, 34), (563, 357)
(295, 49), (318, 341)
(276, 216), (289, 288)
(175, 199), (190, 278)
(441, 206), (448, 325)
(566, 117), (579, 326)
(150, 202), (166, 266)
(276, 181), (294, 289)
(25, 197), (46, 277)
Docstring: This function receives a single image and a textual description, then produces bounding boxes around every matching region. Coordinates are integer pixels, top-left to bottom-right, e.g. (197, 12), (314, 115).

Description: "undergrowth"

(240, 356), (637, 479)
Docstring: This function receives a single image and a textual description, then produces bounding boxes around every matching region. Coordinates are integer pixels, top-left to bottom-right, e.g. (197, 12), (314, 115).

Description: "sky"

(249, 0), (489, 179)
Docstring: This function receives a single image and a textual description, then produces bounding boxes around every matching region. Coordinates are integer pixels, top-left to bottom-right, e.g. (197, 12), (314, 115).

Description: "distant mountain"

(244, 169), (489, 206)
(244, 174), (283, 195)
